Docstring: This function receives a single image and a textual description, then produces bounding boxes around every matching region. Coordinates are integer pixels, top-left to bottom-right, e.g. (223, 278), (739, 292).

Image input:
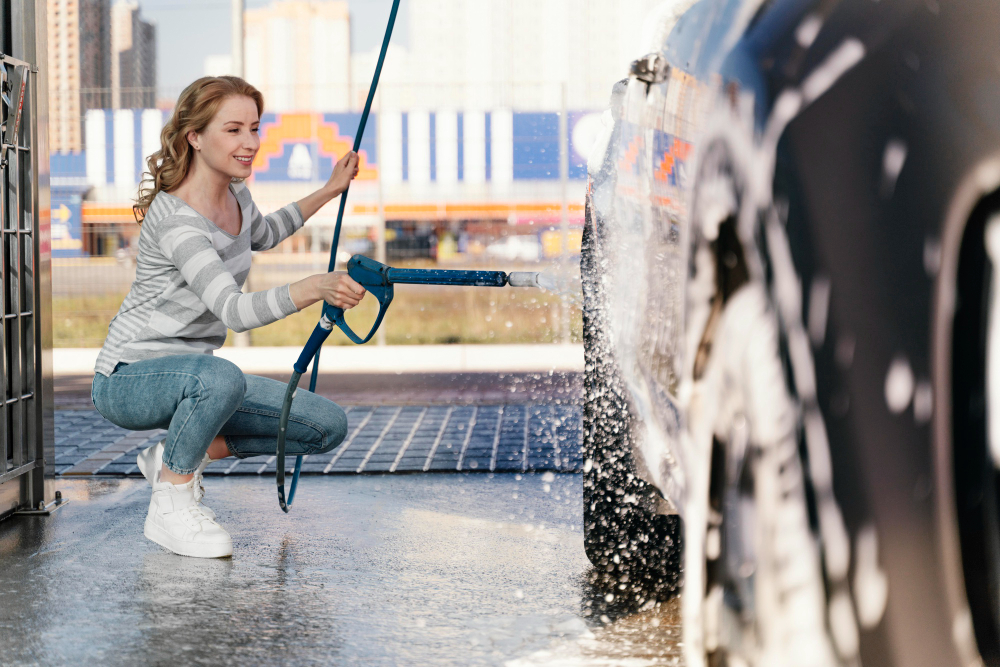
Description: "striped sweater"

(95, 182), (303, 376)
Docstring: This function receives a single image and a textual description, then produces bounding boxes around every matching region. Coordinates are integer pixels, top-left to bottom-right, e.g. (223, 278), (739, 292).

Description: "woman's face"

(188, 95), (260, 180)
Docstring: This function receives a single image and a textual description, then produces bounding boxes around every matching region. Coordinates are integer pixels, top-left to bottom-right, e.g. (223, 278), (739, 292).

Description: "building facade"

(47, 0), (82, 152)
(111, 0), (156, 109)
(391, 0), (664, 111)
(47, 0), (146, 152)
(244, 0), (351, 112)
(79, 0), (112, 111)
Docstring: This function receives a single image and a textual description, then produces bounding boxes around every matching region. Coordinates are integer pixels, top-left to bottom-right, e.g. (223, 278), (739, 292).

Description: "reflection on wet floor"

(0, 474), (681, 666)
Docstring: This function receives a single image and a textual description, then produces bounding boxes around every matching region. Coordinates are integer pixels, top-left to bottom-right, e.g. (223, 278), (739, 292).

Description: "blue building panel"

(401, 112), (409, 181)
(104, 113), (115, 184)
(456, 113), (464, 181)
(253, 143), (332, 182)
(78, 108), (597, 188)
(133, 112), (144, 179)
(50, 152), (87, 180)
(429, 112), (437, 182)
(253, 112), (381, 183)
(51, 186), (86, 258)
(513, 113), (560, 180)
(322, 113), (378, 164)
(567, 112), (590, 180)
(485, 112), (492, 181)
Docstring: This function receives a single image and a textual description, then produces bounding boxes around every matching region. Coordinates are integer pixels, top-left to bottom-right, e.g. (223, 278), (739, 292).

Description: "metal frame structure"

(0, 0), (56, 520)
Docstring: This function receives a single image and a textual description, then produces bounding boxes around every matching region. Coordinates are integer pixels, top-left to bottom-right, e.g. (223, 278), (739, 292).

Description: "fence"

(52, 227), (583, 350)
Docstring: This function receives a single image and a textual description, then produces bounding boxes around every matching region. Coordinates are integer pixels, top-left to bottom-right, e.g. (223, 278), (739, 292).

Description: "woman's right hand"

(290, 272), (366, 311)
(315, 271), (366, 310)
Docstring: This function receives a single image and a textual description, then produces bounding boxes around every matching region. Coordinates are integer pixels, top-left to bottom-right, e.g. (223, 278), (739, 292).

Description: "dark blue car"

(581, 1), (1000, 665)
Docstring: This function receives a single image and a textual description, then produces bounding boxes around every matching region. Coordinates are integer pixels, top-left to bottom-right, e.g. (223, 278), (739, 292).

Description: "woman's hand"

(316, 271), (366, 309)
(326, 151), (360, 197)
(295, 151), (361, 220)
(289, 271), (366, 311)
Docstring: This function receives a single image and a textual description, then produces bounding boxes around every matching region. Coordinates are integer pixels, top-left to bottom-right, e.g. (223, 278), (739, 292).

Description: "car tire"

(682, 135), (842, 667)
(580, 198), (683, 601)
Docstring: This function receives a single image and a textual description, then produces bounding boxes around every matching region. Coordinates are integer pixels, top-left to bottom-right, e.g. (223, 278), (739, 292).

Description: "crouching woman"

(92, 76), (366, 558)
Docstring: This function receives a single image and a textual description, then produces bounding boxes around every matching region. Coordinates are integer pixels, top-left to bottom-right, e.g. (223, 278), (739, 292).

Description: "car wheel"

(950, 195), (1000, 663)
(580, 197), (683, 601)
(682, 138), (841, 667)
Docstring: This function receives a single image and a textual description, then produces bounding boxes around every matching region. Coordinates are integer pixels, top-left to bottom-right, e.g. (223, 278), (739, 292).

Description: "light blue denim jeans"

(92, 354), (348, 474)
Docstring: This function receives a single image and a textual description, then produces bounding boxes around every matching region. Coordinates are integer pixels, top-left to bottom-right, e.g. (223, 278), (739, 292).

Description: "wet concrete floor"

(0, 474), (681, 666)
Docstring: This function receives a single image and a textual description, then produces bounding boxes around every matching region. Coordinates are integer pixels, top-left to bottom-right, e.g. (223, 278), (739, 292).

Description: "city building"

(80, 0), (113, 111)
(204, 54), (234, 78)
(111, 0), (156, 109)
(54, 0), (659, 257)
(47, 0), (113, 152)
(398, 0), (663, 111)
(47, 0), (82, 152)
(244, 0), (351, 112)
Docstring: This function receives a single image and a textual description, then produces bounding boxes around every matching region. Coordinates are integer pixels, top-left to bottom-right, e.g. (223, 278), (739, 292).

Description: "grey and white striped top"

(95, 182), (304, 376)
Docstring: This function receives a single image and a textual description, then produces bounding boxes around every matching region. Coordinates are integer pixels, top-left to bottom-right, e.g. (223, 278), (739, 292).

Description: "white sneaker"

(144, 478), (233, 558)
(137, 441), (217, 520)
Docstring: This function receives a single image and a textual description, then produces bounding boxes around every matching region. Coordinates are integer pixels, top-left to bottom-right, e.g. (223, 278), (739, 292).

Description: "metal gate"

(0, 1), (54, 520)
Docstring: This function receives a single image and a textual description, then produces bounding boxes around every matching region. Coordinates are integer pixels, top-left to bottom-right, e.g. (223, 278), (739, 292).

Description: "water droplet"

(885, 356), (914, 414)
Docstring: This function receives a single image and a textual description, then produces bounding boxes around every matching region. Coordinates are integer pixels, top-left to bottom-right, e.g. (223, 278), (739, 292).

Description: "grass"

(54, 283), (582, 348)
(54, 293), (131, 349)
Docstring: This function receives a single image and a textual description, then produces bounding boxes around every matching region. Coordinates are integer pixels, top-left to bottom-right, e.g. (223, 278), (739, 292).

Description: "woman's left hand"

(327, 151), (360, 196)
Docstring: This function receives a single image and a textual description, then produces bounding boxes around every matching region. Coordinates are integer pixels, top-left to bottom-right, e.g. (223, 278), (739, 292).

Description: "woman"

(92, 76), (366, 559)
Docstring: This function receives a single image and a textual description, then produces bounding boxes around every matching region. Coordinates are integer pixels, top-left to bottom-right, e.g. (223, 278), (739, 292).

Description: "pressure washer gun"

(276, 255), (552, 511)
(294, 255), (551, 365)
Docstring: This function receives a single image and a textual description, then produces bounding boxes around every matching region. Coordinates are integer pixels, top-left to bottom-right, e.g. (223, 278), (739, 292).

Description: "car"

(580, 1), (1000, 666)
(485, 235), (543, 263)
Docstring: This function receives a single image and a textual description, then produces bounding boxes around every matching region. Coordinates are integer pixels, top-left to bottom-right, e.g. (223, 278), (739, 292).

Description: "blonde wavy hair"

(134, 76), (264, 223)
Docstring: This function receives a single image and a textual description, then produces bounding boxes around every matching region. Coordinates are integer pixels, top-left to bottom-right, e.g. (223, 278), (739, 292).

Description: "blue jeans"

(91, 354), (348, 475)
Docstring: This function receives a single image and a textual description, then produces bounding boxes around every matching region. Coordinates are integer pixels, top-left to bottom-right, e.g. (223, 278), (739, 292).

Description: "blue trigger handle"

(325, 296), (392, 345)
(324, 255), (396, 346)
(326, 255), (395, 344)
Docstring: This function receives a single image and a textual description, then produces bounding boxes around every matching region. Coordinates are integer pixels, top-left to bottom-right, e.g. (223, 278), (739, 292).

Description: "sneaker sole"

(144, 519), (233, 559)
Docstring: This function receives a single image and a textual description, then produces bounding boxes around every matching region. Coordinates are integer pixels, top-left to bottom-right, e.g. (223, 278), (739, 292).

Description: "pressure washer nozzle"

(507, 272), (559, 291)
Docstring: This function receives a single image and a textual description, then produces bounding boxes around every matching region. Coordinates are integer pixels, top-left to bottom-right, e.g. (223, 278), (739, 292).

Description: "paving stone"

(55, 405), (583, 477)
(102, 462), (139, 475)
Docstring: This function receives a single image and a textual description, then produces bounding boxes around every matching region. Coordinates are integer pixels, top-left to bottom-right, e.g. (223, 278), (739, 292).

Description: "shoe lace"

(192, 470), (206, 504)
(178, 503), (216, 530)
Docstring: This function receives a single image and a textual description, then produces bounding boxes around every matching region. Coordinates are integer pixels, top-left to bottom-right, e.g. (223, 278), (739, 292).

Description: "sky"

(138, 0), (410, 100)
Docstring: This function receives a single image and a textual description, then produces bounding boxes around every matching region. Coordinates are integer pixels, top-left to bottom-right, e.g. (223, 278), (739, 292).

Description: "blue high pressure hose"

(276, 0), (400, 512)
